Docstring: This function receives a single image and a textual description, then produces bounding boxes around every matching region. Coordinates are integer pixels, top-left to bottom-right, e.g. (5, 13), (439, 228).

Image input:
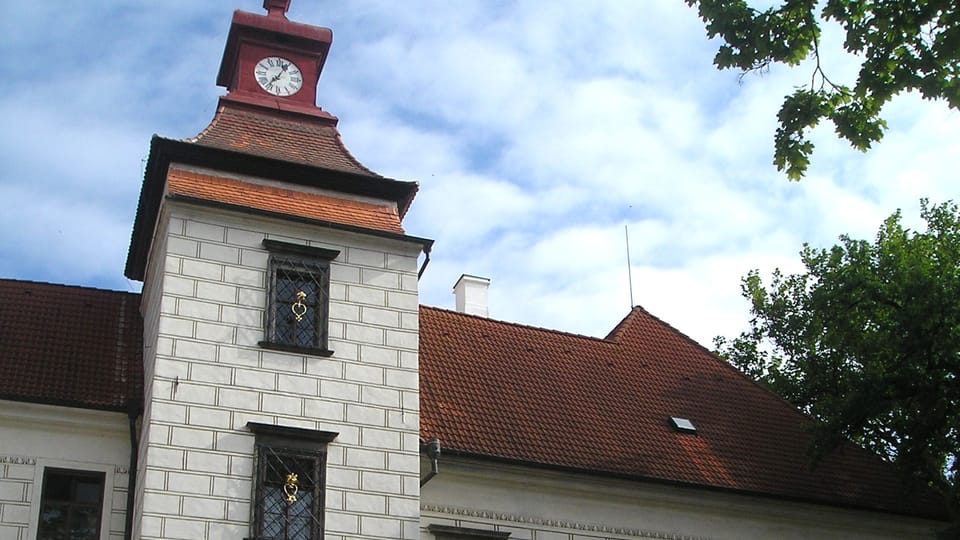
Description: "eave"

(435, 448), (951, 522)
(124, 135), (420, 281)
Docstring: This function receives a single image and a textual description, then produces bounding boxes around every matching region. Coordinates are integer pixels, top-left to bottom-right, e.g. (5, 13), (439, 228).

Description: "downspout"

(420, 438), (441, 487)
(417, 245), (432, 280)
(124, 404), (139, 540)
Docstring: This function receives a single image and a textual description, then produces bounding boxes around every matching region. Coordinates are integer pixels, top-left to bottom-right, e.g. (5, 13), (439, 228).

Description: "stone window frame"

(246, 422), (339, 540)
(259, 239), (340, 357)
(35, 466), (107, 540)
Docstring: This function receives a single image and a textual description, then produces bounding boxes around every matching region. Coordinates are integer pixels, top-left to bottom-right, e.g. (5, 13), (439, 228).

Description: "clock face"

(254, 56), (303, 96)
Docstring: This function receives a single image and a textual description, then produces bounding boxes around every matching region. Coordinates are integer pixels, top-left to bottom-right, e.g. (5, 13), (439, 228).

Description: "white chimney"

(453, 274), (490, 317)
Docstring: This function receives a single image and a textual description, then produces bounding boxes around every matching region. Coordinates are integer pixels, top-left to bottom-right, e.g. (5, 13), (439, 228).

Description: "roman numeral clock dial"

(254, 56), (303, 96)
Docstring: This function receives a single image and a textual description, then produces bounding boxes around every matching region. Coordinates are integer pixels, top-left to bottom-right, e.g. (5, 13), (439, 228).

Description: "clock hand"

(269, 63), (291, 83)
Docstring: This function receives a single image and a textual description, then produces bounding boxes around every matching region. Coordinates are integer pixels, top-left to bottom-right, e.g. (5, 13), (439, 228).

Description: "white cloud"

(2, 0), (957, 350)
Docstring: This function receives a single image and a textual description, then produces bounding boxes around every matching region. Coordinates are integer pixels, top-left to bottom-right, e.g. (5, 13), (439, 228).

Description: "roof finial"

(263, 0), (291, 18)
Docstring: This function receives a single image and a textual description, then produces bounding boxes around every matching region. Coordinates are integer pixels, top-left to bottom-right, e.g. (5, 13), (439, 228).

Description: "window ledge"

(258, 341), (335, 357)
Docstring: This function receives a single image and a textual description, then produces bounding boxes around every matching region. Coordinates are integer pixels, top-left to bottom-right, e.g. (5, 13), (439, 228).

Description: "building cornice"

(421, 504), (712, 540)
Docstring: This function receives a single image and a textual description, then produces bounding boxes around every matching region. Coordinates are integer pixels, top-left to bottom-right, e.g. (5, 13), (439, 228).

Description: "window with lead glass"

(247, 423), (338, 540)
(36, 468), (105, 540)
(260, 239), (339, 356)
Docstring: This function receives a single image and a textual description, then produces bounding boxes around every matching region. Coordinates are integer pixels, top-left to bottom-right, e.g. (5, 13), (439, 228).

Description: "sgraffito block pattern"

(136, 205), (421, 539)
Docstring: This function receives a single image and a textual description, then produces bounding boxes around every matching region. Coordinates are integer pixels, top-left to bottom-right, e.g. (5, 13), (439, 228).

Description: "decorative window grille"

(247, 423), (338, 540)
(260, 240), (339, 356)
(36, 468), (105, 540)
(256, 447), (321, 540)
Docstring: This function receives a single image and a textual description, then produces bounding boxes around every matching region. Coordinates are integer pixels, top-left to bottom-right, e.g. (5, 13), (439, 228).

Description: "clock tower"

(216, 0), (335, 119)
(125, 1), (430, 538)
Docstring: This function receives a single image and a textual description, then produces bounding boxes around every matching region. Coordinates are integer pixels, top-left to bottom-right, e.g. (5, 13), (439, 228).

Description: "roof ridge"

(0, 278), (140, 297)
(621, 304), (712, 353)
(615, 303), (856, 437)
(419, 304), (618, 344)
(603, 305), (640, 342)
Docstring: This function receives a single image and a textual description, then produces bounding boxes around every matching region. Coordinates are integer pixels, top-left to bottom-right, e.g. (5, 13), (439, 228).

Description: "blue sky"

(1, 1), (957, 347)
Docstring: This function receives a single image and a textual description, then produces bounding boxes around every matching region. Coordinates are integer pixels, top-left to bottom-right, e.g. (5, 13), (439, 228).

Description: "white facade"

(1, 395), (944, 540)
(420, 457), (942, 540)
(0, 400), (131, 540)
(132, 191), (423, 539)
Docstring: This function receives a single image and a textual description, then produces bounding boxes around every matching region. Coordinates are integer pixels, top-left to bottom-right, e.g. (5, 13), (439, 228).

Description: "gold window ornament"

(284, 472), (299, 503)
(247, 422), (339, 540)
(260, 239), (339, 355)
(291, 291), (307, 322)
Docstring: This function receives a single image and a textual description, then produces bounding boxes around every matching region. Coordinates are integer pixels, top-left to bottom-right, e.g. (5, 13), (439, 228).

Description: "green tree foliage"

(687, 0), (960, 179)
(715, 200), (960, 528)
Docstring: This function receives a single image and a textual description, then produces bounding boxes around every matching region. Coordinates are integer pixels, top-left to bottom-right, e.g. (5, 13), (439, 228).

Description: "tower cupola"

(216, 0), (336, 120)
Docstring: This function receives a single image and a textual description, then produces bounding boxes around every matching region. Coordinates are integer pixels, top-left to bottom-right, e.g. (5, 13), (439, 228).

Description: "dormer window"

(670, 416), (698, 434)
(259, 239), (339, 356)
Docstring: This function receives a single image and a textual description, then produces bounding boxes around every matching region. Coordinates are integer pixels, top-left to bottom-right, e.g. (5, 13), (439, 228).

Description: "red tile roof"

(0, 279), (142, 411)
(125, 105), (423, 281)
(0, 277), (943, 518)
(167, 168), (406, 234)
(192, 104), (380, 178)
(419, 305), (946, 519)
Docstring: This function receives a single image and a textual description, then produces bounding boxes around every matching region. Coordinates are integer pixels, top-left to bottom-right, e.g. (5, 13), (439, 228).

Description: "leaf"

(688, 0), (960, 179)
(718, 200), (960, 525)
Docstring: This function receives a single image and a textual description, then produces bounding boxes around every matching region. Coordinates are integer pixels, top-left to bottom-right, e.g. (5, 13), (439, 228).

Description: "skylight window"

(670, 416), (697, 434)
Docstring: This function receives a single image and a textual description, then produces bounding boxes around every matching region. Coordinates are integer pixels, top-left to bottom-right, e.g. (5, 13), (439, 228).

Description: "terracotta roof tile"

(0, 276), (944, 518)
(0, 279), (142, 411)
(419, 305), (946, 518)
(191, 105), (379, 178)
(167, 168), (405, 234)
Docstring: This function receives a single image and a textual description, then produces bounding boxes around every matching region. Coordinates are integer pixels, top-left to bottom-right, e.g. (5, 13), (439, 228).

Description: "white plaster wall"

(136, 200), (422, 539)
(0, 400), (130, 540)
(420, 457), (943, 540)
(131, 199), (170, 540)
